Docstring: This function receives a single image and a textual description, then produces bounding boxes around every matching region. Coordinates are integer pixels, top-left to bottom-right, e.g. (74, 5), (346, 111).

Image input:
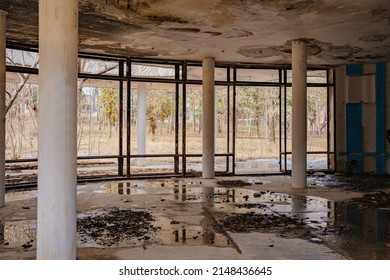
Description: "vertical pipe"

(202, 57), (215, 179)
(232, 65), (237, 174)
(136, 83), (146, 166)
(174, 64), (180, 174)
(278, 68), (282, 171)
(118, 61), (124, 176)
(333, 68), (338, 172)
(182, 62), (187, 176)
(326, 68), (331, 170)
(0, 11), (6, 208)
(284, 68), (287, 172)
(37, 0), (78, 259)
(126, 58), (131, 178)
(226, 67), (230, 173)
(291, 40), (307, 188)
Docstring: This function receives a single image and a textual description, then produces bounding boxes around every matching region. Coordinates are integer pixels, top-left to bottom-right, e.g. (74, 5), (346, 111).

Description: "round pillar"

(0, 11), (6, 208)
(292, 40), (308, 188)
(202, 57), (215, 179)
(137, 83), (146, 166)
(37, 0), (78, 259)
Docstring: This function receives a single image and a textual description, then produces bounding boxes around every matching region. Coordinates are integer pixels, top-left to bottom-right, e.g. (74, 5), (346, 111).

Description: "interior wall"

(335, 65), (347, 172)
(386, 63), (390, 174)
(336, 62), (389, 174)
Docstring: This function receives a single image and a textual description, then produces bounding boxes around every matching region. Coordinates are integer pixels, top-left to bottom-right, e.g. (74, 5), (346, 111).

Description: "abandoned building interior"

(0, 0), (390, 260)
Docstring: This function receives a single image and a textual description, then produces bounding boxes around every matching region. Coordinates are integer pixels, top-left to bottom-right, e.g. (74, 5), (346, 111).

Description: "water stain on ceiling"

(0, 0), (390, 65)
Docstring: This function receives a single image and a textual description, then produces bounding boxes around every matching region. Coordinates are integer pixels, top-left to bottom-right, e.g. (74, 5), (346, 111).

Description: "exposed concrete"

(202, 57), (215, 179)
(291, 40), (307, 188)
(229, 232), (345, 260)
(137, 83), (146, 166)
(335, 66), (347, 172)
(0, 11), (5, 208)
(328, 69), (335, 170)
(0, 0), (390, 64)
(386, 63), (390, 173)
(112, 245), (244, 260)
(37, 0), (78, 259)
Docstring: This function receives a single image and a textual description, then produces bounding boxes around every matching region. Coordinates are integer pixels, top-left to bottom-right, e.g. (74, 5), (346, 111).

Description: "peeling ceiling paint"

(1, 0), (390, 65)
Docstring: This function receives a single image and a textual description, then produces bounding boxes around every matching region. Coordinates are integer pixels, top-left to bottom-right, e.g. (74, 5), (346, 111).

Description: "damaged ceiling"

(1, 0), (390, 65)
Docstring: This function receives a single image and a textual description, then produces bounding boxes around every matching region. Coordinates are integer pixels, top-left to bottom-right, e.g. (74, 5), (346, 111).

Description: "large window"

(4, 46), (334, 186)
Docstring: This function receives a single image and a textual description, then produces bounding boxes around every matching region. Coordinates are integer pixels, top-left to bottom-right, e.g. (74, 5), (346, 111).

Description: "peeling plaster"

(0, 0), (390, 64)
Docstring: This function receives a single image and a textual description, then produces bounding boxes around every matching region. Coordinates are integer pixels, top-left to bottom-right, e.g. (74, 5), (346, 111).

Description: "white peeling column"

(37, 0), (78, 259)
(137, 83), (146, 166)
(292, 40), (308, 188)
(202, 57), (215, 179)
(0, 11), (6, 208)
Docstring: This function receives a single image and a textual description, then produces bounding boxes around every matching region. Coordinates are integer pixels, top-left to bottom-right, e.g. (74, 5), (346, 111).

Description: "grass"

(6, 122), (328, 165)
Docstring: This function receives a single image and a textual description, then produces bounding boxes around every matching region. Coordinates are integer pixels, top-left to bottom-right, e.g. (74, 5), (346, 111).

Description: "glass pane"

(130, 82), (176, 157)
(185, 84), (203, 157)
(307, 70), (327, 83)
(216, 86), (229, 154)
(131, 63), (175, 79)
(307, 87), (328, 152)
(236, 69), (279, 82)
(6, 73), (39, 159)
(287, 69), (327, 83)
(77, 80), (120, 156)
(187, 66), (227, 81)
(235, 86), (280, 174)
(6, 49), (39, 68)
(79, 58), (119, 75)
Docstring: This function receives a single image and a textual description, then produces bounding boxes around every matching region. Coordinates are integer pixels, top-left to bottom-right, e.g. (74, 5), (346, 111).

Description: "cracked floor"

(1, 175), (389, 260)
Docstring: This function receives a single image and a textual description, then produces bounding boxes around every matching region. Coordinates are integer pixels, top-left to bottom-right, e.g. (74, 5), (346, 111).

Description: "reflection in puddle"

(152, 216), (231, 247)
(3, 179), (390, 259)
(1, 220), (36, 248)
(322, 203), (390, 259)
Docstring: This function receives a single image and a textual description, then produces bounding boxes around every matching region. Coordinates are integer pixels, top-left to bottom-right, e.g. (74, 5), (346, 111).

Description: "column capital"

(292, 39), (308, 47)
(202, 57), (215, 62)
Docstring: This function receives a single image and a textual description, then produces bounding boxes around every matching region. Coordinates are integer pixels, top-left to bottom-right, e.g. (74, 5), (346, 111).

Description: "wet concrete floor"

(0, 175), (389, 259)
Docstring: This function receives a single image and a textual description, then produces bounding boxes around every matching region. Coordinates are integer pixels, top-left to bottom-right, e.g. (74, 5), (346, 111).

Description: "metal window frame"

(4, 43), (335, 188)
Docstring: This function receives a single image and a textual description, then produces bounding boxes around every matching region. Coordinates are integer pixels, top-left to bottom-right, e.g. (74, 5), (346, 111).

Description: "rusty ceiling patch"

(359, 34), (390, 42)
(79, 42), (160, 57)
(166, 28), (201, 33)
(203, 31), (223, 36)
(372, 8), (388, 16)
(227, 29), (253, 39)
(147, 15), (189, 24)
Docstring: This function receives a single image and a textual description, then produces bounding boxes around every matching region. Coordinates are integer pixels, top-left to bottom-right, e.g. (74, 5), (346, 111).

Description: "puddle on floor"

(151, 216), (231, 247)
(320, 203), (390, 259)
(308, 174), (390, 191)
(2, 179), (390, 259)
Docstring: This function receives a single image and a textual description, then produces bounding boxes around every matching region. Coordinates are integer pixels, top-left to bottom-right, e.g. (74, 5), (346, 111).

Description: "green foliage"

(99, 88), (119, 124)
(145, 89), (175, 136)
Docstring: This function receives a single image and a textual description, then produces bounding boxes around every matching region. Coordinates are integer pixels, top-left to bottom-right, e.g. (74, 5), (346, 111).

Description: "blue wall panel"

(376, 62), (386, 174)
(346, 103), (363, 173)
(346, 64), (363, 76)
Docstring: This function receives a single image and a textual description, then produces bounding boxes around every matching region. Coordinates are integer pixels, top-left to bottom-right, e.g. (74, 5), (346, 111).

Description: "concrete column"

(0, 11), (6, 208)
(37, 0), (78, 259)
(291, 40), (307, 188)
(202, 57), (215, 179)
(137, 83), (146, 166)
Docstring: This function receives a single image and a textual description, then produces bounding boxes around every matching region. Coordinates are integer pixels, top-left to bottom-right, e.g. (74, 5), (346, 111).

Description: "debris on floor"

(352, 192), (390, 208)
(77, 207), (159, 247)
(219, 212), (300, 232)
(216, 180), (251, 187)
